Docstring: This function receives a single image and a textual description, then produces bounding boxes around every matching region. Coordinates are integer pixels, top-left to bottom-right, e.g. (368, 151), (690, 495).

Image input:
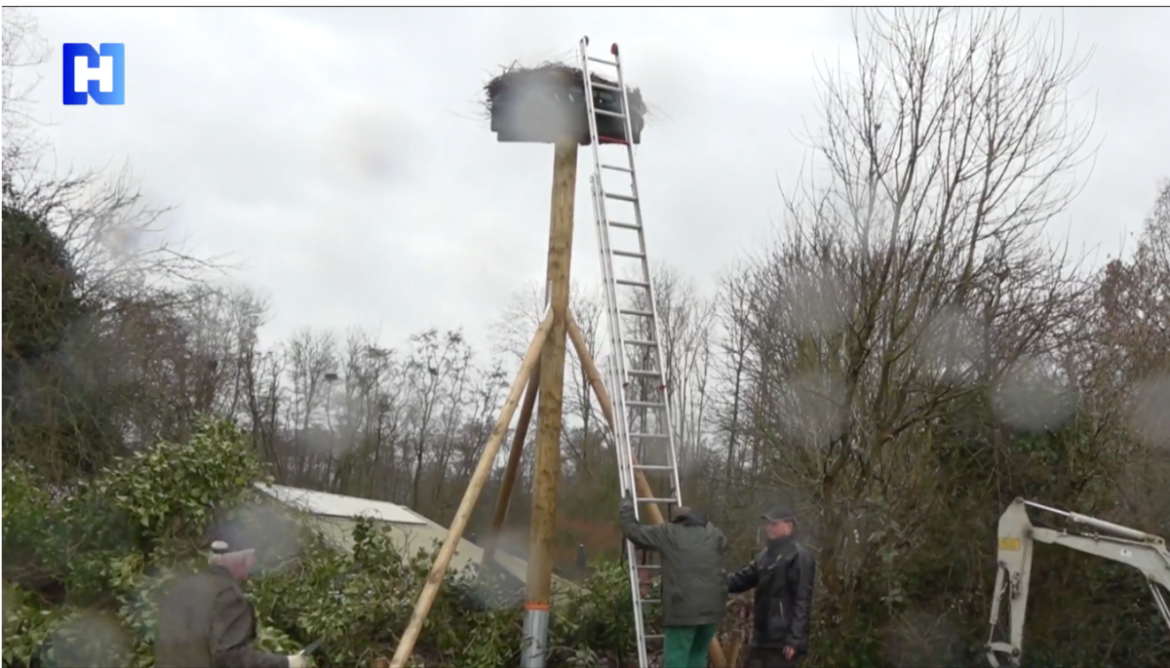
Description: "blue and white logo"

(63, 43), (124, 105)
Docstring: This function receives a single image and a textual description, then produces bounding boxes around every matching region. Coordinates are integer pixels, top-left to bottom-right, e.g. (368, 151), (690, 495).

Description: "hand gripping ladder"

(578, 36), (684, 668)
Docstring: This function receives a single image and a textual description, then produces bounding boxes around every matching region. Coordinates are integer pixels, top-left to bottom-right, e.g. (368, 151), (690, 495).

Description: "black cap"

(761, 504), (796, 523)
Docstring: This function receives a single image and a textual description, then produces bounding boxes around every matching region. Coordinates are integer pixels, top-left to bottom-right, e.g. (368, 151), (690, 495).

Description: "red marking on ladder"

(598, 135), (628, 145)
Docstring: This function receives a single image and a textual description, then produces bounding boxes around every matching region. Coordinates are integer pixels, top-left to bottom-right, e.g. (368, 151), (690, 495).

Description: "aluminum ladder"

(578, 36), (684, 668)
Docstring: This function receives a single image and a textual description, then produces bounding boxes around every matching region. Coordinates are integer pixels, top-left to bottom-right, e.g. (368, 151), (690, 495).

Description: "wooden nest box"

(486, 64), (647, 145)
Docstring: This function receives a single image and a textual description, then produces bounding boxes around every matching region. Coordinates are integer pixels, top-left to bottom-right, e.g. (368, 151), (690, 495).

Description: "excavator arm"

(986, 498), (1170, 667)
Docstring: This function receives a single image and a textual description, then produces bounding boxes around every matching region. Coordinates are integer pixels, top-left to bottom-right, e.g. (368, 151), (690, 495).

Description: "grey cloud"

(19, 8), (1170, 351)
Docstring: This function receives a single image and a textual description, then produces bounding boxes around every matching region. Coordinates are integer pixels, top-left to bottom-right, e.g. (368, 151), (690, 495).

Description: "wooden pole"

(485, 180), (557, 568)
(522, 138), (578, 668)
(389, 312), (553, 668)
(482, 358), (540, 567)
(565, 312), (729, 668)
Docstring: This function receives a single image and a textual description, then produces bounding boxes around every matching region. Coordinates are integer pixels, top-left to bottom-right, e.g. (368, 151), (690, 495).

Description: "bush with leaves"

(2, 416), (639, 668)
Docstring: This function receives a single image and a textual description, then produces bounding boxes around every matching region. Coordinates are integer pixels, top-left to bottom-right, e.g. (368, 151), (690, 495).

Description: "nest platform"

(485, 63), (647, 145)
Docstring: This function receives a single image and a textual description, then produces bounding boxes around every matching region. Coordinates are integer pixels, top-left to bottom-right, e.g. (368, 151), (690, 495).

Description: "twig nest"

(484, 62), (647, 145)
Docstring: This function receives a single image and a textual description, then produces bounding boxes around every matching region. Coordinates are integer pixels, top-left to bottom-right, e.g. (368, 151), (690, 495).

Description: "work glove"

(620, 489), (634, 511)
(287, 653), (311, 668)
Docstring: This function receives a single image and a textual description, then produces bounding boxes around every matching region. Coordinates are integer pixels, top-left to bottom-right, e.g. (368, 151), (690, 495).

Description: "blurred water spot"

(881, 610), (961, 668)
(785, 370), (849, 447)
(323, 103), (413, 184)
(1129, 373), (1170, 450)
(296, 424), (353, 458)
(781, 268), (850, 337)
(48, 610), (133, 668)
(990, 357), (1077, 432)
(213, 500), (304, 574)
(98, 224), (143, 261)
(915, 307), (987, 383)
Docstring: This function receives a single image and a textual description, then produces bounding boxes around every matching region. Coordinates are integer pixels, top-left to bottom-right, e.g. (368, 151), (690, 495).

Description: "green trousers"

(663, 623), (719, 668)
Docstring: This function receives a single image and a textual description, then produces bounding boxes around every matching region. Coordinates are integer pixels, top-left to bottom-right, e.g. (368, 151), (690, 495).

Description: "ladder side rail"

(579, 36), (608, 204)
(580, 39), (644, 510)
(591, 176), (638, 511)
(610, 44), (684, 506)
(578, 41), (639, 421)
(582, 38), (673, 668)
(592, 176), (640, 511)
(588, 176), (620, 417)
(579, 39), (628, 407)
(582, 47), (650, 666)
(589, 176), (623, 460)
(578, 50), (623, 417)
(612, 357), (651, 667)
(581, 54), (649, 599)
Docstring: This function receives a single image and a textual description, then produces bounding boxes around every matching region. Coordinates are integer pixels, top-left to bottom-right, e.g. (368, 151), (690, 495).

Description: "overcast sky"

(17, 7), (1170, 353)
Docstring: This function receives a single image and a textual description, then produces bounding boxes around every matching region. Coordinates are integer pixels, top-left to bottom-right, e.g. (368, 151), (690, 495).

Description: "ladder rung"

(612, 249), (646, 259)
(630, 433), (670, 440)
(624, 338), (657, 347)
(608, 220), (641, 230)
(638, 599), (661, 605)
(616, 278), (650, 288)
(604, 192), (638, 203)
(644, 634), (665, 641)
(626, 369), (660, 377)
(602, 163), (632, 173)
(592, 81), (621, 92)
(633, 463), (673, 471)
(627, 400), (665, 409)
(637, 496), (677, 504)
(588, 56), (618, 67)
(595, 108), (625, 119)
(619, 309), (654, 318)
(636, 564), (660, 570)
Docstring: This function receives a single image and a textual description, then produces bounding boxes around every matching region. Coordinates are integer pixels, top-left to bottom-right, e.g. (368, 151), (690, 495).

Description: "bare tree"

(489, 279), (608, 474)
(724, 7), (1098, 609)
(3, 9), (216, 300)
(280, 329), (338, 484)
(628, 264), (716, 468)
(2, 8), (51, 189)
(710, 263), (756, 498)
(403, 329), (470, 510)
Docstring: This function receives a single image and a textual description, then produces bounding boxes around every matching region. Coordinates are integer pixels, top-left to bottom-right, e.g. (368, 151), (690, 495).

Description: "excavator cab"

(985, 498), (1170, 667)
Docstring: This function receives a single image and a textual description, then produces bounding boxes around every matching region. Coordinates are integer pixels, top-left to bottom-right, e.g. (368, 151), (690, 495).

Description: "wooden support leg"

(565, 312), (729, 668)
(483, 359), (540, 567)
(389, 312), (554, 668)
(564, 313), (664, 523)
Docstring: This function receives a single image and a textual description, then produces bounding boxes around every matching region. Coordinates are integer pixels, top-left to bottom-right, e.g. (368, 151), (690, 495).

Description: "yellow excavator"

(985, 498), (1170, 666)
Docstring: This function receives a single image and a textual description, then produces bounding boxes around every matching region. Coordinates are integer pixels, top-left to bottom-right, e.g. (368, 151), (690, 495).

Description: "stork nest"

(482, 61), (648, 118)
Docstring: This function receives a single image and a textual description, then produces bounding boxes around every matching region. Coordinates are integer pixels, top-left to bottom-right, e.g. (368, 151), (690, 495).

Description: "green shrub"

(2, 416), (638, 668)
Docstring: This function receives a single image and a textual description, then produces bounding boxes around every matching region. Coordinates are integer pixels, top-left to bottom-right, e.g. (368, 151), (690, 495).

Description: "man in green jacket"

(619, 491), (729, 668)
(156, 541), (309, 668)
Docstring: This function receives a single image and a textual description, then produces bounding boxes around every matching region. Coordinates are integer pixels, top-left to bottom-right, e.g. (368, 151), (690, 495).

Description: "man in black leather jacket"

(727, 504), (816, 667)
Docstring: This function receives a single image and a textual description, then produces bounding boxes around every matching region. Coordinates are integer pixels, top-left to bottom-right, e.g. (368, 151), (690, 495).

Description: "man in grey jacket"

(156, 541), (309, 668)
(619, 491), (729, 668)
